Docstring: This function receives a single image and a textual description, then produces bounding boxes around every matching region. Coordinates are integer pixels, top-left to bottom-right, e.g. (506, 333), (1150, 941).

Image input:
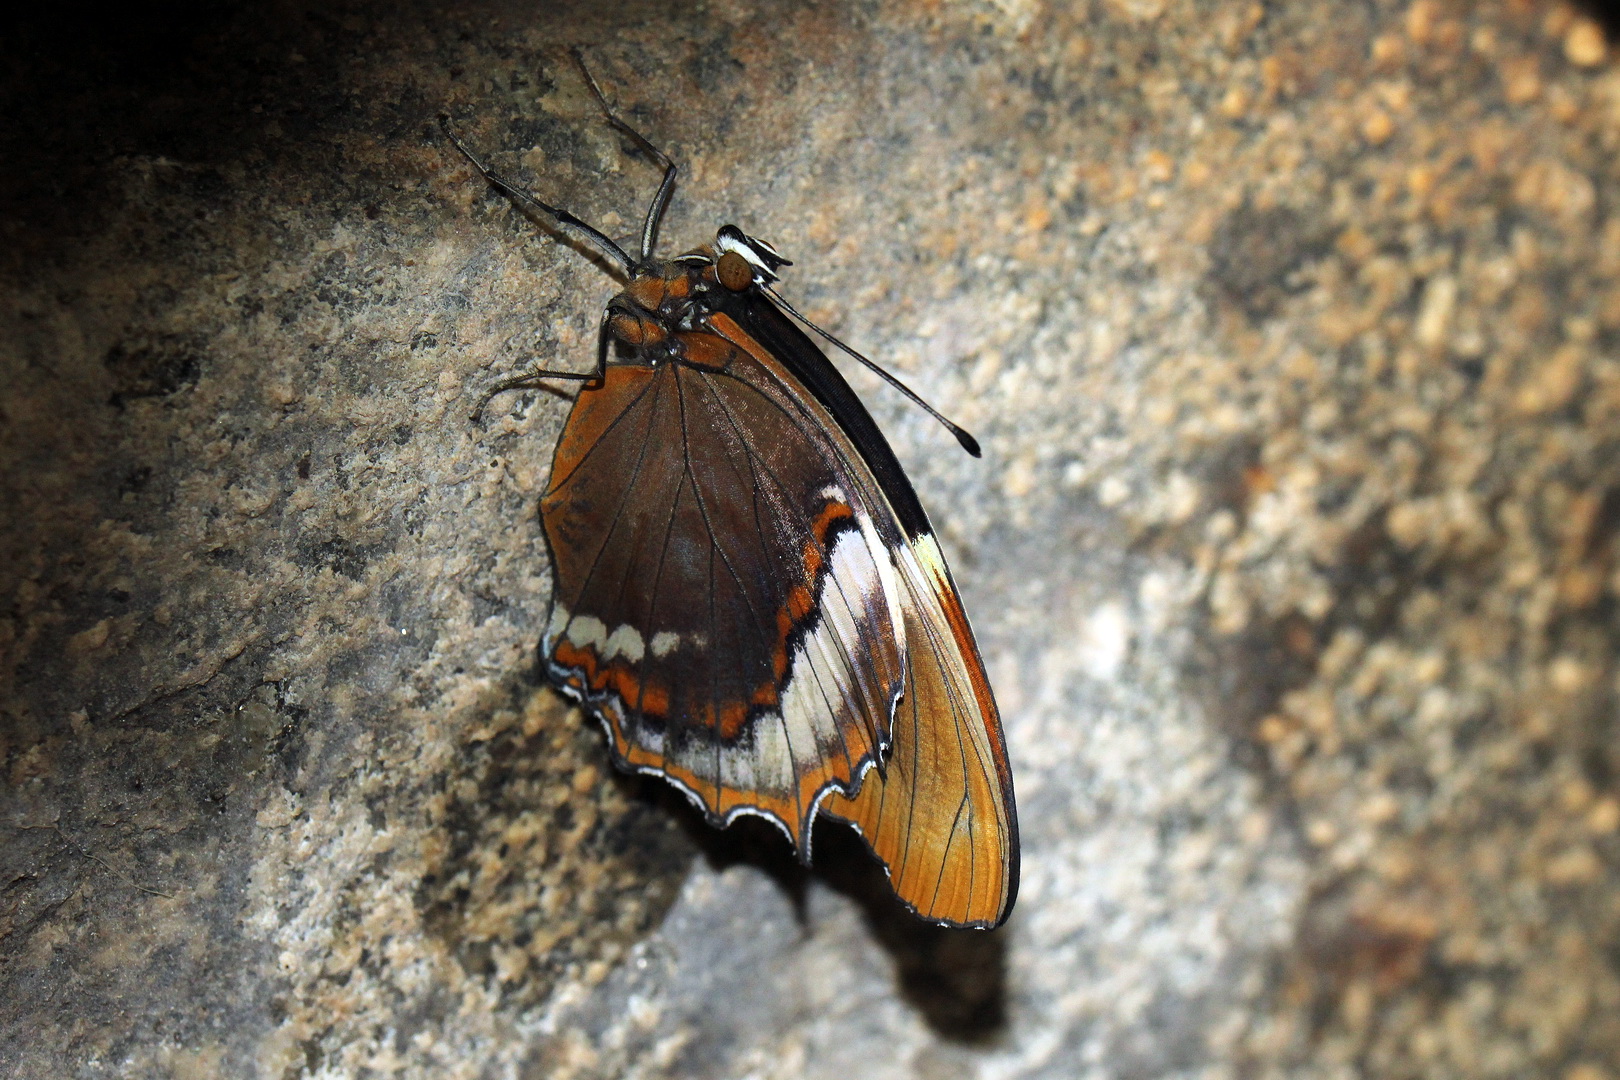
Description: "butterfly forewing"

(819, 535), (1018, 927)
(705, 310), (1019, 927)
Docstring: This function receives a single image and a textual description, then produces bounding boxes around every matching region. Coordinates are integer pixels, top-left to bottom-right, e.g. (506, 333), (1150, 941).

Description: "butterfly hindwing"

(541, 341), (906, 850)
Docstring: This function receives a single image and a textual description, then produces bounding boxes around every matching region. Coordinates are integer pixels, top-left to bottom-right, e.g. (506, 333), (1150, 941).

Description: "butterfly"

(441, 52), (1017, 928)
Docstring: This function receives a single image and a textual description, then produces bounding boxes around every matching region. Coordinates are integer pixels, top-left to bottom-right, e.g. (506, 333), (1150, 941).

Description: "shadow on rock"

(665, 787), (1010, 1044)
(813, 822), (1010, 1043)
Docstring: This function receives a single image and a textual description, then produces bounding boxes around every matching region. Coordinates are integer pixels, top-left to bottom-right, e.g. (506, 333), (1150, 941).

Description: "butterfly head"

(713, 224), (792, 291)
(610, 227), (795, 363)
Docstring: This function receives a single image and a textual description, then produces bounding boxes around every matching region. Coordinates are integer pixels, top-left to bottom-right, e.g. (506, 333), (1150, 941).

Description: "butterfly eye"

(716, 250), (754, 292)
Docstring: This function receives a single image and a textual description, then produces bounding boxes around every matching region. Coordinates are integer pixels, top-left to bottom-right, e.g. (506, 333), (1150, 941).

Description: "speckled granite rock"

(3, 1), (1617, 1077)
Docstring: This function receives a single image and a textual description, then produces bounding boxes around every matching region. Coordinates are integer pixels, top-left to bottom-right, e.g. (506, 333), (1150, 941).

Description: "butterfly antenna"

(570, 47), (677, 263)
(438, 113), (634, 273)
(765, 285), (982, 457)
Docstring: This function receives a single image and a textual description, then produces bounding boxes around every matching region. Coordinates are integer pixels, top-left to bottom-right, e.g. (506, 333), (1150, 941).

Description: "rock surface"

(3, 1), (1618, 1077)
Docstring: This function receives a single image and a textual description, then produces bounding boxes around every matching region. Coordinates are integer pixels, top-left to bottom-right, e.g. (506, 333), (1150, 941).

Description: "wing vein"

(562, 374), (666, 618)
(545, 371), (662, 495)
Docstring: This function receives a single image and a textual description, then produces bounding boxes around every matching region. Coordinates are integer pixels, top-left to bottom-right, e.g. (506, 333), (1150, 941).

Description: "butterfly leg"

(568, 48), (677, 265)
(470, 308), (614, 421)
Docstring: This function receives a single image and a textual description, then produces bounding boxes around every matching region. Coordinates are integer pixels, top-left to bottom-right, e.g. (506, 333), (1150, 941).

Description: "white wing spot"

(603, 624), (646, 663)
(568, 614), (608, 649)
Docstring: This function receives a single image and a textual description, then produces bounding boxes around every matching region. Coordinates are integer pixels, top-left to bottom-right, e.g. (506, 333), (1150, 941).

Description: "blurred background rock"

(2, 1), (1617, 1077)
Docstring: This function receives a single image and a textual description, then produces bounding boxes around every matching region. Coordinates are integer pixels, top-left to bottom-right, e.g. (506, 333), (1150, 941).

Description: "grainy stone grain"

(3, 2), (1617, 1078)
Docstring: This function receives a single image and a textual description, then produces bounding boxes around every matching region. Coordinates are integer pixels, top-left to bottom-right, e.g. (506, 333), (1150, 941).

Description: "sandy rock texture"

(3, 1), (1618, 1077)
